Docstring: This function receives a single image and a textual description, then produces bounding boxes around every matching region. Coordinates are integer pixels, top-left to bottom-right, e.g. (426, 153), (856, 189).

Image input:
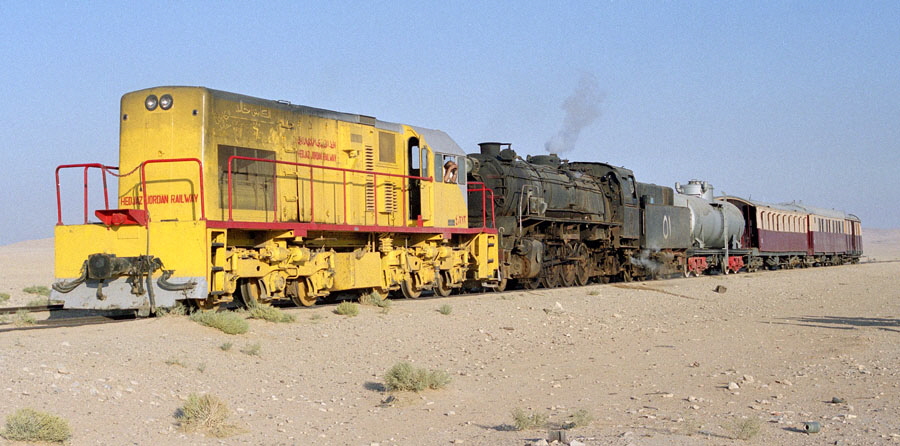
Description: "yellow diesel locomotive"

(53, 87), (499, 314)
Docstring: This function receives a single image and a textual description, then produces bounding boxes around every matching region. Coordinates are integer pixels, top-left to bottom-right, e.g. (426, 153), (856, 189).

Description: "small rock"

(529, 440), (549, 446)
(690, 404), (700, 410)
(831, 397), (845, 404)
(728, 382), (740, 391)
(742, 375), (755, 384)
(569, 441), (586, 446)
(714, 285), (727, 293)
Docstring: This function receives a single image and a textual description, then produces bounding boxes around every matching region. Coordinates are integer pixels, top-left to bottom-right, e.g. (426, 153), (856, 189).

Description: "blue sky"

(1, 1), (897, 244)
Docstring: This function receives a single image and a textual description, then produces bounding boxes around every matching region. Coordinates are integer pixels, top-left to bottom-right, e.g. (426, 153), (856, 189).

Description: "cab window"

(441, 154), (459, 184)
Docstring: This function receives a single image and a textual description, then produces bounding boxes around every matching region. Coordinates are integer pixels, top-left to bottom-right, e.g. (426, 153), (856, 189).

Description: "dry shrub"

(383, 362), (451, 392)
(1, 408), (71, 443)
(240, 342), (261, 356)
(189, 311), (248, 335)
(438, 304), (453, 315)
(334, 301), (359, 317)
(511, 408), (548, 431)
(728, 417), (761, 441)
(176, 393), (241, 438)
(23, 286), (51, 297)
(27, 297), (50, 307)
(359, 291), (391, 311)
(248, 304), (295, 323)
(13, 310), (35, 326)
(0, 292), (10, 302)
(564, 408), (593, 429)
(157, 302), (189, 317)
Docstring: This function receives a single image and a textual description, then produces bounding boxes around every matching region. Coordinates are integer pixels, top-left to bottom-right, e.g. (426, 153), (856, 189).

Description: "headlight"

(145, 94), (158, 111)
(159, 94), (173, 110)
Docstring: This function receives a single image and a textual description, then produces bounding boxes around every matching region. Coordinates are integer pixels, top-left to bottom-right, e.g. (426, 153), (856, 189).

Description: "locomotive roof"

(410, 126), (466, 156)
(721, 195), (855, 220)
(132, 87), (465, 156)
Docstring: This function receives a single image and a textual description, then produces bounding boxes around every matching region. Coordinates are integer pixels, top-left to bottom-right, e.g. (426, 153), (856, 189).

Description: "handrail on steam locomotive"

(226, 155), (436, 226)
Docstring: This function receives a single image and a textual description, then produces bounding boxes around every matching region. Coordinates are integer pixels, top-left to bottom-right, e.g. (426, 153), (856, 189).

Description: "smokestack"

(478, 142), (503, 157)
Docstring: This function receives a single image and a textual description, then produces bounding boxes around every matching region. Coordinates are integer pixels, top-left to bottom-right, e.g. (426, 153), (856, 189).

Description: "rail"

(226, 156), (433, 226)
(0, 304), (65, 315)
(467, 182), (496, 229)
(55, 163), (118, 225)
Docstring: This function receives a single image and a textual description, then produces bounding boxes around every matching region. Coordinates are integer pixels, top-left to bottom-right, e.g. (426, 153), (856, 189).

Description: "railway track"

(0, 306), (135, 332)
(0, 304), (65, 315)
(0, 259), (887, 332)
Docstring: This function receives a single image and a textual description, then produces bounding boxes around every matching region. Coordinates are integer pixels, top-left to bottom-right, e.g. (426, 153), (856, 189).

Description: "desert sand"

(0, 230), (898, 445)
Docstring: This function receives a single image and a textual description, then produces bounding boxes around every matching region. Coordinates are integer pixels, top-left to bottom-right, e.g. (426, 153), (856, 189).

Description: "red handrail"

(467, 182), (496, 229)
(139, 158), (206, 221)
(227, 156), (434, 226)
(55, 163), (118, 225)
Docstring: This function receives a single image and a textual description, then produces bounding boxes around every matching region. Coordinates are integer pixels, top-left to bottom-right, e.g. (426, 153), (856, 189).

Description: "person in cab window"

(443, 159), (458, 183)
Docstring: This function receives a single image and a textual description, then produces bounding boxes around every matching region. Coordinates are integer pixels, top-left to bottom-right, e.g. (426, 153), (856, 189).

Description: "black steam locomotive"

(467, 142), (747, 290)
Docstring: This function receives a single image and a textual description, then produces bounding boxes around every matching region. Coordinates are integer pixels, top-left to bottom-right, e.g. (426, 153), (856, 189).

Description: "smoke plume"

(545, 73), (604, 154)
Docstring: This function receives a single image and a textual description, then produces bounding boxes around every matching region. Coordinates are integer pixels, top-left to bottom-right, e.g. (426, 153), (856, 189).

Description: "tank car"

(673, 180), (748, 275)
(53, 87), (499, 314)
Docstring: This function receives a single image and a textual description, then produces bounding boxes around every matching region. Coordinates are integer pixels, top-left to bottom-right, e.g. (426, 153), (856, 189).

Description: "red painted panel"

(757, 229), (808, 252)
(810, 231), (849, 254)
(206, 220), (497, 237)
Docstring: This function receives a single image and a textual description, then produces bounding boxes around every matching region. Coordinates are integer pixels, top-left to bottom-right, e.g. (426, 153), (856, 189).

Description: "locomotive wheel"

(573, 243), (591, 286)
(434, 273), (452, 297)
(238, 279), (263, 308)
(541, 269), (560, 288)
(485, 277), (507, 292)
(522, 277), (541, 290)
(288, 280), (316, 307)
(400, 277), (421, 299)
